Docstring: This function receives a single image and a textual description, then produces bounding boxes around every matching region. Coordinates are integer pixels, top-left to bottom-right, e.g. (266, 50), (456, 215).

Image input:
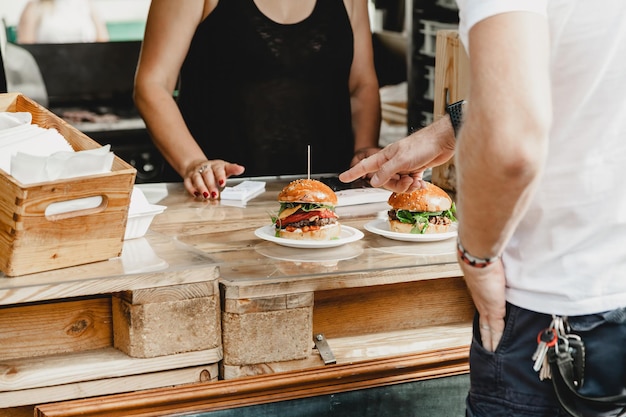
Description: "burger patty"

(387, 210), (452, 226)
(276, 216), (337, 230)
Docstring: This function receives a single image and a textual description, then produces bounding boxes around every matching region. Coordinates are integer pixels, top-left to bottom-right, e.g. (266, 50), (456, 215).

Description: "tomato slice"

(276, 209), (337, 226)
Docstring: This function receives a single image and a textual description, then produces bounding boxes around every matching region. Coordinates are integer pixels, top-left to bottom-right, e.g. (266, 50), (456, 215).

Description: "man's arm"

(455, 10), (552, 351)
(456, 10), (552, 260)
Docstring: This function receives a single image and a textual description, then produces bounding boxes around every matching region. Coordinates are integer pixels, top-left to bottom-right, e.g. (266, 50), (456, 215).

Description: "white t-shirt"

(36, 0), (98, 43)
(456, 0), (626, 315)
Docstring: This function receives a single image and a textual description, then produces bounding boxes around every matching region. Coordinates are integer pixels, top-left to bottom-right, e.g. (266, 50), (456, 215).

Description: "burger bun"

(387, 182), (452, 212)
(388, 219), (452, 234)
(278, 179), (337, 206)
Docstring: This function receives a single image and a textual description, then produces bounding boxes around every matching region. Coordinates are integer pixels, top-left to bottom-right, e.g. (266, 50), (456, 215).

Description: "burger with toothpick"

(273, 179), (340, 240)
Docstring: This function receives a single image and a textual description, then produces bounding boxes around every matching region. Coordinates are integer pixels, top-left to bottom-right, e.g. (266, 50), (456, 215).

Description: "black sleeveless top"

(176, 0), (355, 178)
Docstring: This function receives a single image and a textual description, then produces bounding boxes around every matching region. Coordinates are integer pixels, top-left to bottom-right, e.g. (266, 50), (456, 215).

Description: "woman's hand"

(183, 159), (245, 199)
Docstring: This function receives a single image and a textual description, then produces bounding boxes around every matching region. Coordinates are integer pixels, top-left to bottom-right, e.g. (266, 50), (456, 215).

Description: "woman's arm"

(344, 0), (382, 166)
(133, 0), (243, 198)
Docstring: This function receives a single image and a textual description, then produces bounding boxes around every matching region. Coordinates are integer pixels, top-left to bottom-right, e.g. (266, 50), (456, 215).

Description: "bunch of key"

(532, 315), (586, 387)
(532, 319), (557, 380)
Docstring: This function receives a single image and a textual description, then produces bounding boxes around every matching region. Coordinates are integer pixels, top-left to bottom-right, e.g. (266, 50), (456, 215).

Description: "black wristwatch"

(445, 100), (466, 138)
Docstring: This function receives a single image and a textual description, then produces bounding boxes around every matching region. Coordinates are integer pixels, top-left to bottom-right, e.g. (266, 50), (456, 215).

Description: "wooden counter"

(1, 179), (473, 416)
(145, 180), (472, 379)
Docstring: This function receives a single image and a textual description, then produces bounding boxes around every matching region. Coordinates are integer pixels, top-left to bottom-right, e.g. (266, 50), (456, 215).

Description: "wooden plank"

(431, 30), (470, 193)
(0, 406), (33, 417)
(116, 281), (216, 304)
(327, 325), (471, 361)
(221, 355), (325, 380)
(0, 233), (219, 306)
(0, 296), (111, 361)
(0, 346), (222, 394)
(223, 292), (314, 314)
(221, 263), (462, 300)
(313, 277), (473, 338)
(1, 364), (219, 409)
(35, 348), (469, 417)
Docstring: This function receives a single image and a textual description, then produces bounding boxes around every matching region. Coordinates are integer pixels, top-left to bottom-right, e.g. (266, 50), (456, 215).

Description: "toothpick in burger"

(273, 179), (340, 240)
(387, 182), (457, 234)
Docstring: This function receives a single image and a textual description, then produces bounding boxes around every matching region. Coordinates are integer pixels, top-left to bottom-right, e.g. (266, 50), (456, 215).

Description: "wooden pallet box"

(0, 233), (223, 410)
(0, 93), (136, 276)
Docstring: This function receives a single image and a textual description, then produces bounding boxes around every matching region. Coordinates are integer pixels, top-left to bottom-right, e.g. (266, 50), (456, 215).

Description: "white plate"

(364, 219), (457, 242)
(255, 241), (363, 262)
(254, 225), (364, 249)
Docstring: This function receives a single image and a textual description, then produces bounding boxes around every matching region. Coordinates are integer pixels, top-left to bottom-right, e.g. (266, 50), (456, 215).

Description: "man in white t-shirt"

(340, 0), (626, 415)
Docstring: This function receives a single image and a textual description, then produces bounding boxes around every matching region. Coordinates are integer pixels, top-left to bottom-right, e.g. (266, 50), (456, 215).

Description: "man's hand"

(460, 259), (507, 352)
(339, 117), (455, 192)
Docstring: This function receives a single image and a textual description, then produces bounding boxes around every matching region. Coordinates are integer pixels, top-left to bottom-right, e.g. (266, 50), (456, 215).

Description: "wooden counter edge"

(35, 346), (469, 417)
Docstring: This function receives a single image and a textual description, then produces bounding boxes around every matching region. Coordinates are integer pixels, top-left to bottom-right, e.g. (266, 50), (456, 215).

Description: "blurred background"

(2, 0), (150, 42)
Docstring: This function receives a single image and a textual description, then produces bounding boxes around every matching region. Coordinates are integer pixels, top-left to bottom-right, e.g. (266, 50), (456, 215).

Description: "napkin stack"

(0, 111), (114, 184)
(220, 180), (266, 203)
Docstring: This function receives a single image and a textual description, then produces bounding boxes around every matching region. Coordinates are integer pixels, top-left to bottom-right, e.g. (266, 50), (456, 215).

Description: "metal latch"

(313, 333), (336, 365)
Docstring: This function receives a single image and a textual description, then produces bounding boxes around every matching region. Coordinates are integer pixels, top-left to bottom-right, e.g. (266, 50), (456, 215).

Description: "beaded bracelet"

(456, 237), (501, 268)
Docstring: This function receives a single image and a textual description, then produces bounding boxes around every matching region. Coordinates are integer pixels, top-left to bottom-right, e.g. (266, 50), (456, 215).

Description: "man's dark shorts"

(466, 303), (626, 417)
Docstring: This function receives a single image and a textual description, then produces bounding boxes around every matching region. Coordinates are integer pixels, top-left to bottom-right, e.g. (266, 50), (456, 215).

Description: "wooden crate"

(0, 93), (136, 276)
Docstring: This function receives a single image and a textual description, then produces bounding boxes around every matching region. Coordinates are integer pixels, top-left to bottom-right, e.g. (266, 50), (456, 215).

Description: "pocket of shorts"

(472, 303), (518, 355)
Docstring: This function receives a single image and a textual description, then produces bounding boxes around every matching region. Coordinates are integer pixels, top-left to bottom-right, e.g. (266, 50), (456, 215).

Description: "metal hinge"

(313, 333), (336, 365)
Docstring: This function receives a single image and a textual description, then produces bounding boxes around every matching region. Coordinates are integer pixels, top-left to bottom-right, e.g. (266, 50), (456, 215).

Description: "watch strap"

(445, 100), (466, 137)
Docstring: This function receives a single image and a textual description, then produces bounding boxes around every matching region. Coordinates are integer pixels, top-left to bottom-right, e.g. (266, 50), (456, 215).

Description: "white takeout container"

(124, 187), (166, 240)
(124, 204), (166, 240)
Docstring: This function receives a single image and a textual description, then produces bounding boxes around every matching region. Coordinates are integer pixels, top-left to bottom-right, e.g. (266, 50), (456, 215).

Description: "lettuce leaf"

(395, 203), (457, 234)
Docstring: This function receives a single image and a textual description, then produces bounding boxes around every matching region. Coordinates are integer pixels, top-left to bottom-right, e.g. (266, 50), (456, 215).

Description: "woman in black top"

(134, 0), (381, 199)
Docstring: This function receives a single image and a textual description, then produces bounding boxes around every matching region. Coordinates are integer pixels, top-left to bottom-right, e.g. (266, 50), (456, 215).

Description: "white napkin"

(0, 112), (32, 130)
(220, 180), (266, 202)
(335, 188), (393, 206)
(0, 110), (112, 184)
(11, 145), (114, 184)
(0, 121), (73, 175)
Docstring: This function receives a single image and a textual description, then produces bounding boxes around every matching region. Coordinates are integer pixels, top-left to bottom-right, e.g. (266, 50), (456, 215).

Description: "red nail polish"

(211, 191), (218, 198)
(194, 191), (200, 197)
(203, 192), (209, 198)
(219, 179), (224, 186)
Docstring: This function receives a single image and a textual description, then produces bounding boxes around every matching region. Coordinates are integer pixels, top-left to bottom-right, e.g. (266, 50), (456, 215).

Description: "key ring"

(537, 328), (557, 348)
